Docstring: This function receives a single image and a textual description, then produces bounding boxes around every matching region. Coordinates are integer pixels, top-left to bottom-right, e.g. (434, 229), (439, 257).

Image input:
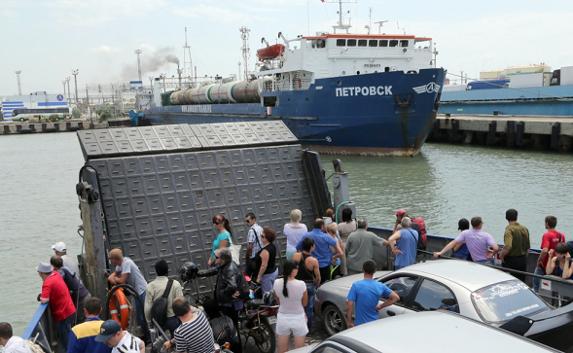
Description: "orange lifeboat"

(257, 44), (285, 61)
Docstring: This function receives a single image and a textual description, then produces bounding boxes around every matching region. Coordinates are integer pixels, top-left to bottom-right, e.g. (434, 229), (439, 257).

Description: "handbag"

(229, 242), (242, 265)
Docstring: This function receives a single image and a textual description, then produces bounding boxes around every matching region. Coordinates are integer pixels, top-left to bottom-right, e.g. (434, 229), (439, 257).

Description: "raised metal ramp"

(77, 121), (331, 298)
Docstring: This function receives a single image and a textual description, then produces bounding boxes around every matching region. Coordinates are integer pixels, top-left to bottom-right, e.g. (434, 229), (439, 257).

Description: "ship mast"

(327, 0), (354, 34)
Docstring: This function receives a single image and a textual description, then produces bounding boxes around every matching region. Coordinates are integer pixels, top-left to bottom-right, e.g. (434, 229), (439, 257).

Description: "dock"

(429, 115), (573, 152)
(0, 119), (130, 135)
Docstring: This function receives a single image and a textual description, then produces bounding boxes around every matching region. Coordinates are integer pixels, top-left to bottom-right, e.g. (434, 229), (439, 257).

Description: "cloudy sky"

(1, 0), (572, 96)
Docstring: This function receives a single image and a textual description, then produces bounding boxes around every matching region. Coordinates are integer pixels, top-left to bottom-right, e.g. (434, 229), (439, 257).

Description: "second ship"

(141, 2), (445, 156)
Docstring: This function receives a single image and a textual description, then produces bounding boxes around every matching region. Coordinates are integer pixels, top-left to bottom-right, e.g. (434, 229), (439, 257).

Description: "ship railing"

(369, 225), (573, 308)
(22, 303), (56, 353)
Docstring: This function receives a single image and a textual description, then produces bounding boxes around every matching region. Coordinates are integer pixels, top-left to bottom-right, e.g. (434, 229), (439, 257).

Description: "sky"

(1, 0), (573, 96)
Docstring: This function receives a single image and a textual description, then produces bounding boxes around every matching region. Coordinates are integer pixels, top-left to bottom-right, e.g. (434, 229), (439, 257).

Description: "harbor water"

(1, 132), (573, 333)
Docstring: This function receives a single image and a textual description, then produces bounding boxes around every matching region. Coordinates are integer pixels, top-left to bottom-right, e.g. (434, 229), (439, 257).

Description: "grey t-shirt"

(345, 229), (386, 272)
(115, 257), (147, 295)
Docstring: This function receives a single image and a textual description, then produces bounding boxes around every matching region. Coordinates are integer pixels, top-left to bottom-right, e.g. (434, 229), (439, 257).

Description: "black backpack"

(151, 279), (174, 328)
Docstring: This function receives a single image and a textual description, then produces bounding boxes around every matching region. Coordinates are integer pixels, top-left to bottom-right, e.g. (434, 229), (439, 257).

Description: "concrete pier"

(429, 115), (573, 152)
(0, 120), (111, 135)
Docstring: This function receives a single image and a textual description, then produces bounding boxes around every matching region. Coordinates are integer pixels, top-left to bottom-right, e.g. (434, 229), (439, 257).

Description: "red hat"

(395, 209), (407, 217)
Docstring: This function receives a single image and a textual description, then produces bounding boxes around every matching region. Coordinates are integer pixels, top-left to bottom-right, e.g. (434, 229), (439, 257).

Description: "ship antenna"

(324, 0), (355, 34)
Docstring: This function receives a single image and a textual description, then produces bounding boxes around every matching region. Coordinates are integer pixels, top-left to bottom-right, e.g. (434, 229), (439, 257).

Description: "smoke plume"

(120, 47), (180, 80)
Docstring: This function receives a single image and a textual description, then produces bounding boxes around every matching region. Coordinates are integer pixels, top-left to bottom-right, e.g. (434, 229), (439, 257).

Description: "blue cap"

(95, 320), (121, 343)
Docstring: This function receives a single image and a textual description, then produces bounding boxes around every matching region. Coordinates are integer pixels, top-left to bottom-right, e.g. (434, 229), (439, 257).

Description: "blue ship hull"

(440, 85), (573, 117)
(143, 68), (445, 155)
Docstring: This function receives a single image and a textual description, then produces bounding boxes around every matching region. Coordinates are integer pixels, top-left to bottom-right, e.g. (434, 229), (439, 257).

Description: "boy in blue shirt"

(346, 260), (400, 327)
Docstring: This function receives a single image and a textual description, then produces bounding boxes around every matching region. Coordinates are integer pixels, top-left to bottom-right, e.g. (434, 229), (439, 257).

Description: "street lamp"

(65, 77), (71, 102)
(135, 49), (142, 83)
(72, 69), (79, 104)
(15, 70), (22, 95)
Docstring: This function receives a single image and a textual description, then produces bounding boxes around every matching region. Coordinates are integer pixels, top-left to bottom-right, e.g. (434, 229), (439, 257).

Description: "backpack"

(209, 314), (237, 346)
(411, 217), (427, 250)
(236, 272), (251, 300)
(151, 279), (174, 328)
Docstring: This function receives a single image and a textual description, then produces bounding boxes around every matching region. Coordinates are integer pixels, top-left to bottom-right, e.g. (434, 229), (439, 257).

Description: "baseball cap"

(95, 320), (121, 343)
(37, 262), (52, 273)
(51, 242), (66, 252)
(395, 209), (407, 217)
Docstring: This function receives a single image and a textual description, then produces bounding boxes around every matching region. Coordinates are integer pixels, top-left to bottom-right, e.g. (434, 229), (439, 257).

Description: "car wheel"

(322, 304), (347, 336)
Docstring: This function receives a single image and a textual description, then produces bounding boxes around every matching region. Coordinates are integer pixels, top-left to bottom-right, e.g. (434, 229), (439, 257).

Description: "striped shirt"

(111, 332), (142, 353)
(174, 311), (215, 353)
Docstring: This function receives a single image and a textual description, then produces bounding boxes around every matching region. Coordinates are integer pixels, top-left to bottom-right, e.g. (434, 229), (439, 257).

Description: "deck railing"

(22, 303), (55, 353)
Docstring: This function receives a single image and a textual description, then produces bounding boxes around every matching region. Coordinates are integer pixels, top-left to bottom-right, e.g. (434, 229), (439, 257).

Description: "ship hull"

(142, 68), (445, 155)
(440, 85), (573, 116)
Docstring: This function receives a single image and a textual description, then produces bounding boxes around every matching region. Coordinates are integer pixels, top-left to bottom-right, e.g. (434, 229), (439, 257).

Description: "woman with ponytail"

(273, 261), (308, 353)
(208, 214), (234, 266)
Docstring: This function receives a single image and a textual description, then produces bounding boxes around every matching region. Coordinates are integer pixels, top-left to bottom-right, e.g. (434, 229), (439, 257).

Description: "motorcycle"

(179, 262), (278, 353)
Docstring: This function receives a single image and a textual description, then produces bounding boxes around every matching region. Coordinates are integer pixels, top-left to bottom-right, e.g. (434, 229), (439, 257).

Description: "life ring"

(109, 288), (130, 329)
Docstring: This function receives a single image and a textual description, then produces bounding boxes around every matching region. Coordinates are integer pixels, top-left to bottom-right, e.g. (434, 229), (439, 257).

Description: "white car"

(316, 259), (573, 351)
(288, 311), (558, 353)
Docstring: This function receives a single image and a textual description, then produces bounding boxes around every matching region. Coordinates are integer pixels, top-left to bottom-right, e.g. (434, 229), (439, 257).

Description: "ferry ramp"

(75, 121), (332, 300)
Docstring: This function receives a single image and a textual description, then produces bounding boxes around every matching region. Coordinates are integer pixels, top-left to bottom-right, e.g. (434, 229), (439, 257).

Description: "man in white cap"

(37, 262), (76, 350)
(52, 241), (80, 276)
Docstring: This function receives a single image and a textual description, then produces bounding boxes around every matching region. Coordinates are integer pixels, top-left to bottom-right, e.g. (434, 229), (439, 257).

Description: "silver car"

(316, 259), (573, 350)
(288, 311), (559, 353)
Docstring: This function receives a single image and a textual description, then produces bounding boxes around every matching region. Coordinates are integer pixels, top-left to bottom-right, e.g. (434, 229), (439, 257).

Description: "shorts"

(275, 312), (308, 337)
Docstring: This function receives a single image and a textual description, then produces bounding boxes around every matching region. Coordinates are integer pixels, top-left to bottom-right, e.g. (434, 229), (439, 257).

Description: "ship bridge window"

(390, 40), (399, 47)
(336, 39), (346, 47)
(400, 40), (409, 47)
(368, 40), (378, 47)
(379, 40), (388, 47)
(309, 39), (326, 48)
(347, 39), (357, 46)
(358, 39), (367, 47)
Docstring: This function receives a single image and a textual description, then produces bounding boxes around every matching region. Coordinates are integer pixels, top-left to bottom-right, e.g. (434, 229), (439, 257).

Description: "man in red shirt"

(37, 262), (76, 350)
(533, 216), (566, 292)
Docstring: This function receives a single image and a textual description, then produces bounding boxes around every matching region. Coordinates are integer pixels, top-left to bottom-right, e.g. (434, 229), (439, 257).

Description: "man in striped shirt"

(163, 297), (215, 353)
(95, 320), (144, 353)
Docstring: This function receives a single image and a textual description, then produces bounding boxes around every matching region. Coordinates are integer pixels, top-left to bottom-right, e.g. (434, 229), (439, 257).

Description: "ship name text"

(335, 85), (393, 97)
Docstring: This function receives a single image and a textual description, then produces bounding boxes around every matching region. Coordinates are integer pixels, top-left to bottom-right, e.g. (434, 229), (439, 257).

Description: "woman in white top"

(284, 209), (308, 261)
(273, 261), (308, 353)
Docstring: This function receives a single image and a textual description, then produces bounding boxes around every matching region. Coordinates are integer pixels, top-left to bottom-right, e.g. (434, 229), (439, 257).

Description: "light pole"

(135, 49), (143, 82)
(72, 69), (79, 104)
(66, 77), (71, 102)
(15, 70), (22, 95)
(62, 80), (67, 99)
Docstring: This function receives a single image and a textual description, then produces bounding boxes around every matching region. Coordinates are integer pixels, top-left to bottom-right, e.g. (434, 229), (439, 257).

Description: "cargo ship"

(440, 64), (573, 116)
(140, 2), (445, 156)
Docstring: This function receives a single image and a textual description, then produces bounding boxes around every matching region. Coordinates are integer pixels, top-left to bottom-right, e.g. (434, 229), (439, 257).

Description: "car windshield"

(471, 280), (549, 323)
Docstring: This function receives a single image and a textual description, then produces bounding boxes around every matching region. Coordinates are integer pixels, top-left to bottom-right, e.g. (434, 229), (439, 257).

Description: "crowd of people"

(4, 207), (571, 353)
(433, 209), (571, 289)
